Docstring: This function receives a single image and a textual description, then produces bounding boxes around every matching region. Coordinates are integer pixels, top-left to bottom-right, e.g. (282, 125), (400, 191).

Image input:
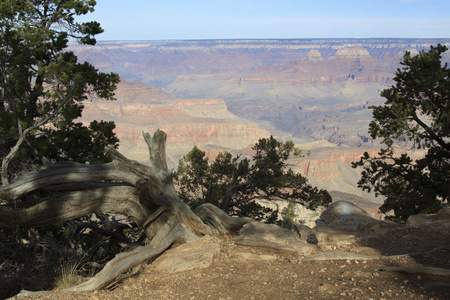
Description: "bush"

(174, 136), (331, 222)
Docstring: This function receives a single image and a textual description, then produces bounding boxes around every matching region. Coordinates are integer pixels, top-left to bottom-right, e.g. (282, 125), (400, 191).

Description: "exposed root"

(15, 224), (192, 297)
(195, 203), (252, 234)
(2, 130), (254, 298)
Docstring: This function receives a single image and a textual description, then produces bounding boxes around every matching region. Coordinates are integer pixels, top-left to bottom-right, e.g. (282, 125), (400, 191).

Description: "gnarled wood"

(0, 186), (147, 228)
(195, 203), (252, 234)
(66, 223), (193, 291)
(0, 129), (251, 296)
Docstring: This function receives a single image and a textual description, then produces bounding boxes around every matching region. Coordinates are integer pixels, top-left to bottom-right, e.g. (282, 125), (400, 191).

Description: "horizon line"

(93, 37), (450, 42)
(83, 37), (450, 45)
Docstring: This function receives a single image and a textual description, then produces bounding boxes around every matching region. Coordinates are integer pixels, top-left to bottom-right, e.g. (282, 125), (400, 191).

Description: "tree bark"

(0, 129), (251, 296)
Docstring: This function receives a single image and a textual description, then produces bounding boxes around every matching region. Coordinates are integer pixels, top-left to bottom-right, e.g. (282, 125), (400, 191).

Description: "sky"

(79, 0), (450, 41)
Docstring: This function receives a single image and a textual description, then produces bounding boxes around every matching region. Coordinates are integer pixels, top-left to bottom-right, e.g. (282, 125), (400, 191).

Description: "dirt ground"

(21, 224), (450, 300)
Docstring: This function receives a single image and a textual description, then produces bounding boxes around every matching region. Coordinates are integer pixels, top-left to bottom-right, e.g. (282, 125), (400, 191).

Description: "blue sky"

(81, 0), (450, 40)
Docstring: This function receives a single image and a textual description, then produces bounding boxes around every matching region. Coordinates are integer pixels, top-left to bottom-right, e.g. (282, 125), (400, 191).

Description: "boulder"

(235, 221), (319, 256)
(357, 219), (400, 235)
(151, 235), (220, 273)
(294, 224), (317, 244)
(317, 201), (402, 236)
(317, 201), (377, 230)
(406, 208), (450, 230)
(319, 201), (374, 225)
(313, 226), (357, 245)
(309, 226), (358, 251)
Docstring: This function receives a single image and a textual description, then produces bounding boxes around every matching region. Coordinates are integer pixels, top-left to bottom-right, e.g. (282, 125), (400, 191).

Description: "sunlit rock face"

(73, 39), (450, 148)
(74, 39), (448, 209)
(80, 80), (270, 165)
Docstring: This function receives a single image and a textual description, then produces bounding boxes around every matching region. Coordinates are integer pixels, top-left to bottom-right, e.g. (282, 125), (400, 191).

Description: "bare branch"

(1, 85), (75, 185)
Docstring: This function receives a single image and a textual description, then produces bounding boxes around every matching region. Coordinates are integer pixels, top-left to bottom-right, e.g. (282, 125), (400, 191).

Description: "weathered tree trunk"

(0, 129), (251, 296)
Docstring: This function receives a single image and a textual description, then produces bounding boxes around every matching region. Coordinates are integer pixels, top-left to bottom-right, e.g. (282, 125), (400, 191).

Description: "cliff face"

(80, 80), (269, 165)
(73, 39), (449, 205)
(157, 44), (401, 148)
(290, 145), (426, 211)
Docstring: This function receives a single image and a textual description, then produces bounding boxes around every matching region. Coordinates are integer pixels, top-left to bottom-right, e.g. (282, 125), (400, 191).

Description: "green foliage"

(174, 136), (331, 221)
(280, 201), (297, 230)
(0, 2), (123, 296)
(0, 0), (120, 168)
(36, 120), (119, 164)
(353, 45), (450, 222)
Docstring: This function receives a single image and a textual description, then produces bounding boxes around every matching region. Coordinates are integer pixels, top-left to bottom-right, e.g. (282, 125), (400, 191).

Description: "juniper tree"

(174, 136), (331, 221)
(0, 0), (120, 184)
(353, 44), (450, 222)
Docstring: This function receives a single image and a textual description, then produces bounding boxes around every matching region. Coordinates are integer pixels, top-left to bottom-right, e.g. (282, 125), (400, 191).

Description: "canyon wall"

(72, 39), (450, 147)
(74, 39), (450, 214)
(80, 80), (269, 165)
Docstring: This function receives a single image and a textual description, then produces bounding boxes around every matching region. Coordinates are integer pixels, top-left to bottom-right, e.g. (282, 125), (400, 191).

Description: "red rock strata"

(80, 80), (269, 164)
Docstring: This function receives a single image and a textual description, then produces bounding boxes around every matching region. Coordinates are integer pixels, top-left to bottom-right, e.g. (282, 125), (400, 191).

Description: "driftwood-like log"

(0, 129), (251, 296)
(0, 186), (147, 227)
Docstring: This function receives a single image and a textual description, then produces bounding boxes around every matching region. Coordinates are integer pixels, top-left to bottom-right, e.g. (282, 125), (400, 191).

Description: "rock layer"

(73, 39), (449, 209)
(80, 80), (269, 164)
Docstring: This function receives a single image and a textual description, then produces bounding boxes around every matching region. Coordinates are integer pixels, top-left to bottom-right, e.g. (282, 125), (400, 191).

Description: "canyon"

(75, 39), (450, 215)
(81, 79), (270, 166)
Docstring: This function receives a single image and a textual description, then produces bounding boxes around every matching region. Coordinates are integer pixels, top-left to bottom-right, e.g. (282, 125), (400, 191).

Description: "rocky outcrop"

(235, 221), (319, 256)
(318, 201), (374, 226)
(406, 208), (450, 230)
(332, 44), (371, 59)
(257, 199), (323, 228)
(306, 49), (323, 61)
(295, 148), (380, 180)
(151, 236), (220, 273)
(313, 201), (401, 239)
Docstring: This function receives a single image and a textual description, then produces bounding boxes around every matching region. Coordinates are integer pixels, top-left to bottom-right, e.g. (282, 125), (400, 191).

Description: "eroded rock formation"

(73, 39), (449, 208)
(80, 80), (270, 164)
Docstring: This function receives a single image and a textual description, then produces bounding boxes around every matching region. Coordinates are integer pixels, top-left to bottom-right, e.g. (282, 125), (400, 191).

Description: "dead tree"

(0, 129), (251, 293)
